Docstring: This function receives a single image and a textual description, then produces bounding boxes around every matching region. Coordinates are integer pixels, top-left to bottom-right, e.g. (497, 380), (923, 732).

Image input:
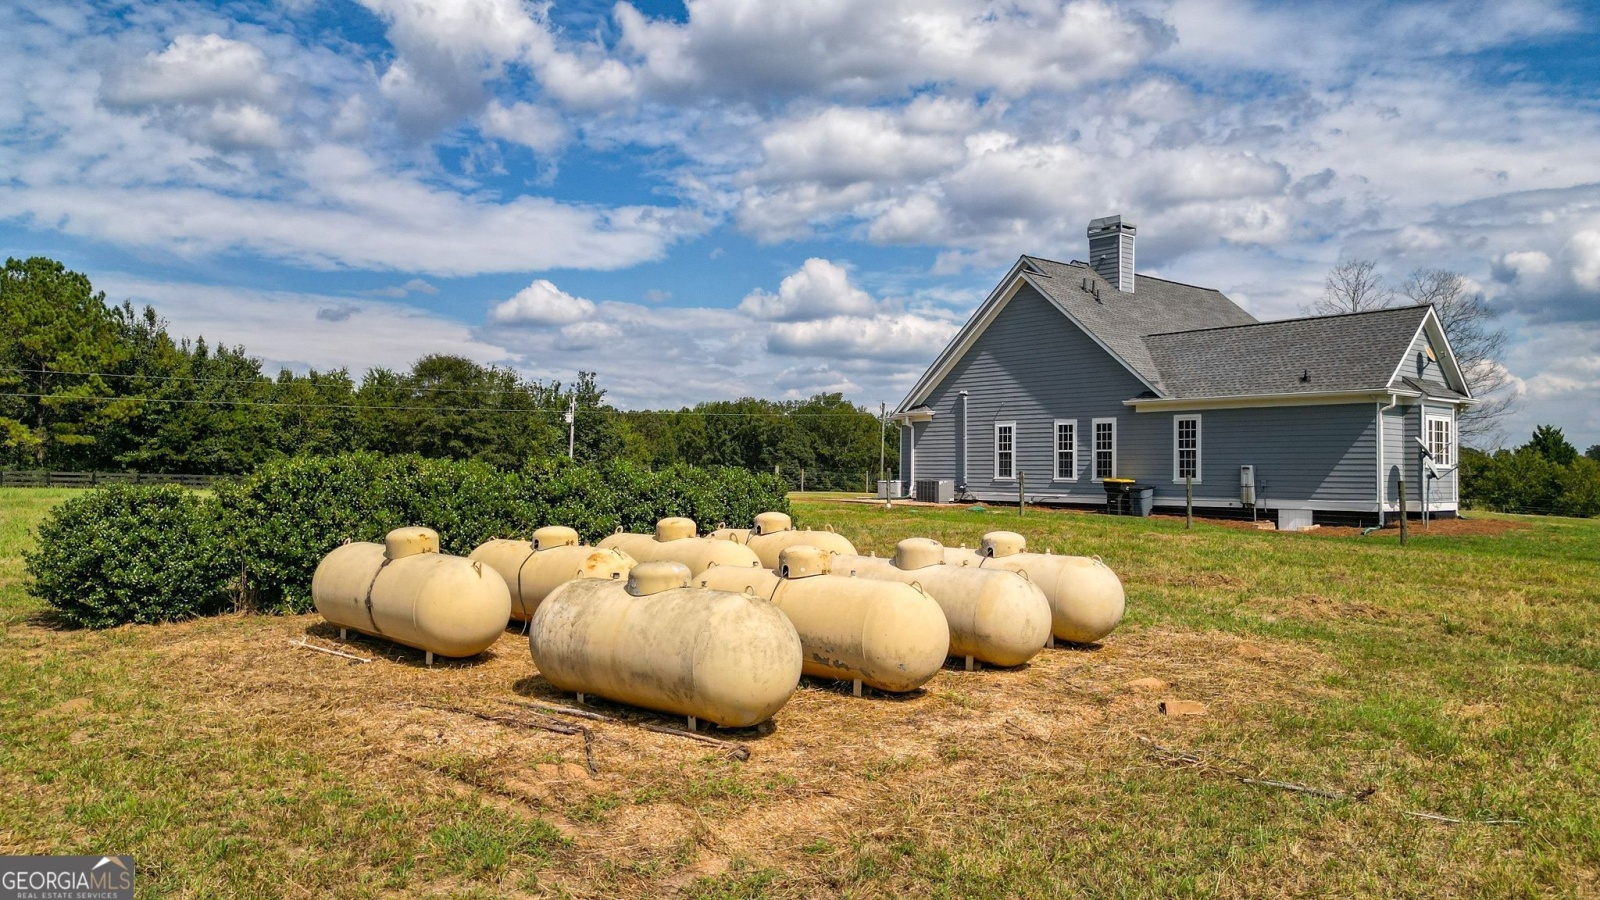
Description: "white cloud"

(490, 280), (598, 325)
(768, 312), (959, 361)
(615, 0), (1171, 101)
(1568, 231), (1600, 291)
(738, 258), (876, 321)
(101, 34), (279, 109)
(96, 274), (515, 374)
(756, 107), (966, 187)
(479, 100), (568, 153)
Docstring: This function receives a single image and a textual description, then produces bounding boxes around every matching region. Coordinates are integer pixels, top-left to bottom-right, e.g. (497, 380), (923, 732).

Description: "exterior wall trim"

(1125, 389), (1440, 412)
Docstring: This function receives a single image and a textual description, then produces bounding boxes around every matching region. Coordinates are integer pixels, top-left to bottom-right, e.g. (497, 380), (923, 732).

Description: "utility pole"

(877, 403), (887, 485)
(565, 398), (576, 460)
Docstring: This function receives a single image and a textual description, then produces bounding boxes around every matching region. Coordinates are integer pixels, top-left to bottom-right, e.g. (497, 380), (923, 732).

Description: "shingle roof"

(1021, 256), (1258, 391)
(1143, 305), (1431, 398)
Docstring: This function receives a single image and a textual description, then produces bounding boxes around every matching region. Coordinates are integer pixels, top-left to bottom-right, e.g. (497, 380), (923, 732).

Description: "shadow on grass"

(303, 620), (502, 669)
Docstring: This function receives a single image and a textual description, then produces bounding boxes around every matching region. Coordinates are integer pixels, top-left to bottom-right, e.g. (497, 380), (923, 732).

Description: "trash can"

(1103, 479), (1153, 517)
(876, 480), (902, 499)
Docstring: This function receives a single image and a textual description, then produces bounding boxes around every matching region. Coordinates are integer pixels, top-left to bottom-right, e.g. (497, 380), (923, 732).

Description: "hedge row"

(26, 454), (790, 627)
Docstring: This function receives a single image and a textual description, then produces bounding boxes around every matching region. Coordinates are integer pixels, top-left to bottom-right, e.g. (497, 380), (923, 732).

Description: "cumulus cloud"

(490, 280), (598, 325)
(101, 34), (279, 109)
(768, 313), (960, 361)
(738, 258), (876, 321)
(615, 0), (1171, 101)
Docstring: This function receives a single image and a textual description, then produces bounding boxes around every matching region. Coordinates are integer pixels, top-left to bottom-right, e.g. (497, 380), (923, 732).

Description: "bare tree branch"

(1401, 268), (1518, 445)
(1311, 259), (1395, 316)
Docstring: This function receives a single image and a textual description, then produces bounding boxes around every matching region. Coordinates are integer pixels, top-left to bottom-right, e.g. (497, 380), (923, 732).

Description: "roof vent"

(1087, 215), (1136, 293)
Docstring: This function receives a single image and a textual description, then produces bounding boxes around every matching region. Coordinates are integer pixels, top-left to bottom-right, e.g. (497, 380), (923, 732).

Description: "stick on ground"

(640, 723), (751, 761)
(290, 639), (371, 664)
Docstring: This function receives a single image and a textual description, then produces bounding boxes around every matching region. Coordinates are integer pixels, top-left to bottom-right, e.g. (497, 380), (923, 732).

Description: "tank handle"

(1016, 568), (1032, 583)
(1093, 554), (1104, 565)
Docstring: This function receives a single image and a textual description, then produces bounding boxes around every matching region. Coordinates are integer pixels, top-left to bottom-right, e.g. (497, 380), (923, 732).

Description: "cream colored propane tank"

(529, 561), (802, 728)
(945, 531), (1126, 645)
(312, 527), (513, 660)
(470, 526), (635, 621)
(832, 538), (1051, 668)
(706, 511), (858, 569)
(598, 517), (762, 575)
(697, 545), (949, 693)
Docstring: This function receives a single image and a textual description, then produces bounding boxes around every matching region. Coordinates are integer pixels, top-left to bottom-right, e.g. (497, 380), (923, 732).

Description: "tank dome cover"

(893, 538), (945, 571)
(980, 531), (1027, 558)
(627, 561), (692, 595)
(385, 527), (440, 559)
(753, 511), (793, 536)
(778, 545), (831, 578)
(654, 517), (697, 542)
(532, 525), (580, 550)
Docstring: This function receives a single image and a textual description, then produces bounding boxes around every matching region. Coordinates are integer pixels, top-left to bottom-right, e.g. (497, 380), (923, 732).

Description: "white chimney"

(1087, 215), (1136, 293)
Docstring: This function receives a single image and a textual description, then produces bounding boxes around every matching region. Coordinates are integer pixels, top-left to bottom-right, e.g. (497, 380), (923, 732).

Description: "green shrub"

(25, 484), (235, 628)
(29, 453), (792, 625)
(214, 453), (536, 614)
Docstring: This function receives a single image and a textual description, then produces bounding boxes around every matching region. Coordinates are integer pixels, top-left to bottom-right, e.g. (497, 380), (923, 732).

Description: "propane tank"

(697, 545), (949, 693)
(598, 517), (761, 575)
(945, 531), (1126, 644)
(529, 561), (802, 728)
(832, 538), (1051, 668)
(313, 527), (512, 660)
(470, 526), (635, 620)
(717, 511), (858, 568)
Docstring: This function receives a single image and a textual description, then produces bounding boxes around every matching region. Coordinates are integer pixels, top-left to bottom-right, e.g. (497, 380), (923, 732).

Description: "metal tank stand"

(687, 716), (698, 731)
(425, 651), (434, 667)
(339, 628), (347, 640)
(964, 655), (975, 671)
(852, 679), (863, 697)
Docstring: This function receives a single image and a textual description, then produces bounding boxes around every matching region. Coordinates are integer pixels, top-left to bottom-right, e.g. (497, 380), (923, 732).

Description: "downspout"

(1376, 393), (1398, 527)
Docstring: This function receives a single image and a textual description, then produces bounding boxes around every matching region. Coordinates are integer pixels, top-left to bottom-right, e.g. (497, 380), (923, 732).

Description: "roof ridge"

(1022, 255), (1224, 294)
(1144, 303), (1426, 338)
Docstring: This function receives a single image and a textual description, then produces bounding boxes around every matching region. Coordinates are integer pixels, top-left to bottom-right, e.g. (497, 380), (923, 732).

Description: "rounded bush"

(26, 485), (235, 628)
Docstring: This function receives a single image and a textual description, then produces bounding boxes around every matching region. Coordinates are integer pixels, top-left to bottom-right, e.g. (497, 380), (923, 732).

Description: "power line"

(0, 391), (895, 418)
(0, 367), (891, 416)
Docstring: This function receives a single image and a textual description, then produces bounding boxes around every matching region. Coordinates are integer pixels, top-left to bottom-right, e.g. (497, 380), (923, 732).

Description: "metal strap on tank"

(362, 558), (391, 636)
(515, 548), (537, 624)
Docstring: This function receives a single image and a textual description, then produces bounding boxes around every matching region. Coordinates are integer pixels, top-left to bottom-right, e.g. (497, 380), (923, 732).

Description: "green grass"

(1, 487), (1597, 897)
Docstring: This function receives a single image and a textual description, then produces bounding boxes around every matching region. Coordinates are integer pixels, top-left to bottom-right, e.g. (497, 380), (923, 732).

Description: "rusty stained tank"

(598, 517), (761, 575)
(944, 531), (1126, 645)
(832, 537), (1051, 668)
(529, 561), (802, 728)
(470, 526), (635, 621)
(706, 511), (858, 569)
(313, 526), (512, 662)
(696, 545), (948, 693)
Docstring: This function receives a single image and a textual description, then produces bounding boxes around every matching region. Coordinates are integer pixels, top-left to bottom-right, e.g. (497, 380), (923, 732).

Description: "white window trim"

(1173, 414), (1202, 484)
(1425, 412), (1455, 469)
(994, 421), (1017, 481)
(1091, 417), (1117, 482)
(1053, 419), (1077, 481)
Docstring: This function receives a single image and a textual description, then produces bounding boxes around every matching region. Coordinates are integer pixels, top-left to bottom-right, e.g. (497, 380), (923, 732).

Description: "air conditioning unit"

(914, 479), (954, 503)
(1240, 465), (1256, 506)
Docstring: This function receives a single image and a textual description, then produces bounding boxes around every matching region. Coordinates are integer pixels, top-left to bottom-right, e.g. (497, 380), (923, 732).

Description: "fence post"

(1398, 478), (1408, 546)
(1185, 474), (1193, 530)
(1018, 471), (1025, 517)
(800, 468), (805, 493)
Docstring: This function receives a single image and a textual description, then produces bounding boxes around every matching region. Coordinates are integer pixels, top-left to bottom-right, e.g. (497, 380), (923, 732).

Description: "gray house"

(892, 216), (1474, 526)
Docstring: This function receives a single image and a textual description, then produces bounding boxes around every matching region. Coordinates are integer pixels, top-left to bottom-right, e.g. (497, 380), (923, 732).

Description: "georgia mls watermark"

(0, 856), (133, 900)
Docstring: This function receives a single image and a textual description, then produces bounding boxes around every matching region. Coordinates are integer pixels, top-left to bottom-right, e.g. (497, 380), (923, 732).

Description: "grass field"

(1, 487), (1597, 898)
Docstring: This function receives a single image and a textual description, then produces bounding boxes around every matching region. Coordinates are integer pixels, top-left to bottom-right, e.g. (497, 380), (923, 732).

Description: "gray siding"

(1380, 401), (1457, 511)
(912, 283), (1382, 510)
(1402, 325), (1450, 388)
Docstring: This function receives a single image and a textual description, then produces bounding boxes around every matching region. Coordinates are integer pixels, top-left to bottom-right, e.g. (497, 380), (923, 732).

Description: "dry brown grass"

(9, 608), (1334, 897)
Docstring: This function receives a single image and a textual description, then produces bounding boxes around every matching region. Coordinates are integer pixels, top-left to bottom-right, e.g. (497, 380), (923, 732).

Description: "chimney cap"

(1087, 214), (1136, 235)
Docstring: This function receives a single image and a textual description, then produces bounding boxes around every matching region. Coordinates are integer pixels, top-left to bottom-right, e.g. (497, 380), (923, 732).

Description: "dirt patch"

(86, 613), (1338, 895)
(1193, 515), (1530, 538)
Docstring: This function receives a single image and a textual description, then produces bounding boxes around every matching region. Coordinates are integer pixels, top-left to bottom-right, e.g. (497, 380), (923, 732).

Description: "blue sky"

(2, 0), (1598, 448)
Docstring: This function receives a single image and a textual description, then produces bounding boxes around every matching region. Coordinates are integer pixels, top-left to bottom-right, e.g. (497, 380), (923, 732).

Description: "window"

(1174, 415), (1201, 483)
(1054, 420), (1077, 481)
(1092, 418), (1117, 480)
(1426, 415), (1453, 467)
(995, 422), (1016, 480)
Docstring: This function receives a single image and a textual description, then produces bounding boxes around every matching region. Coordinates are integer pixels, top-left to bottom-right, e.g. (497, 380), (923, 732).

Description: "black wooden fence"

(0, 471), (233, 489)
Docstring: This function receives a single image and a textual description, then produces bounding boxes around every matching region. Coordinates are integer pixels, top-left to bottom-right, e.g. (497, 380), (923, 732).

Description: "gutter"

(1376, 393), (1399, 526)
(1125, 388), (1420, 412)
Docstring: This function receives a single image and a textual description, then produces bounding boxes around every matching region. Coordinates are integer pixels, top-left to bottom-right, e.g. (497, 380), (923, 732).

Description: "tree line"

(1461, 426), (1600, 518)
(1, 256), (897, 484)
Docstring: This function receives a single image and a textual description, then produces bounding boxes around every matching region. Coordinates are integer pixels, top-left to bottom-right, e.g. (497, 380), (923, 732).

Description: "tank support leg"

(1047, 634), (1055, 649)
(576, 692), (586, 705)
(964, 655), (975, 672)
(687, 716), (697, 732)
(425, 651), (434, 667)
(852, 679), (862, 698)
(339, 627), (347, 641)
